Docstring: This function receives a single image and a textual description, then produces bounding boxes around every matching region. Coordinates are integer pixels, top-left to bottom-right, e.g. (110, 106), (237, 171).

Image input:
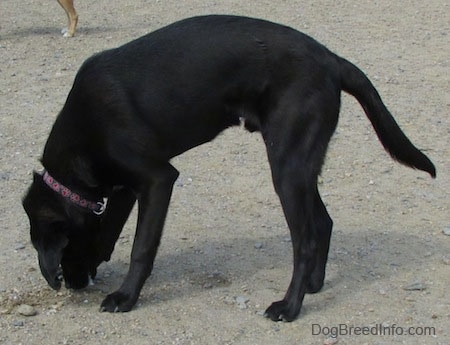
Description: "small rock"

(17, 304), (37, 316)
(403, 281), (426, 291)
(443, 226), (450, 236)
(235, 296), (249, 309)
(120, 237), (130, 244)
(1, 308), (12, 315)
(254, 242), (263, 249)
(0, 172), (11, 181)
(442, 256), (450, 265)
(13, 320), (24, 327)
(223, 296), (235, 305)
(51, 301), (65, 311)
(202, 282), (213, 289)
(236, 296), (248, 303)
(324, 336), (338, 345)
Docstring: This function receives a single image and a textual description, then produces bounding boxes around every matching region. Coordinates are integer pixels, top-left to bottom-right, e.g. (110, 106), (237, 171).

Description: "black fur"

(22, 15), (435, 321)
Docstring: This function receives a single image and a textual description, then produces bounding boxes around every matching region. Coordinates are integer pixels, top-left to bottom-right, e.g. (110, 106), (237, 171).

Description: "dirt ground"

(0, 1), (448, 344)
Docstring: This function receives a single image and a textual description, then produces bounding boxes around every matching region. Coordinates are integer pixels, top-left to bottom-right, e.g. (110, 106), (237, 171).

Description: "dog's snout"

(38, 252), (63, 290)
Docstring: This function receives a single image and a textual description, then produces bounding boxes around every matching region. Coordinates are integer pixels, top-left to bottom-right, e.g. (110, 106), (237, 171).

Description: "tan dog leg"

(57, 0), (78, 37)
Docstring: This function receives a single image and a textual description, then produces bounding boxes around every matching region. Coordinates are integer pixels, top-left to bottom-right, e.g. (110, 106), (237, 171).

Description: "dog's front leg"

(100, 164), (179, 312)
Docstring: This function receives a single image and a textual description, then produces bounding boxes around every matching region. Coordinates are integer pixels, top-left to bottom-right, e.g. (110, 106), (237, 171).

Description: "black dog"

(22, 15), (435, 321)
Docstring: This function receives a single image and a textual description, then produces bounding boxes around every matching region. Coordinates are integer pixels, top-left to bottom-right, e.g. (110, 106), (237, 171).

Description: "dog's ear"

(24, 172), (67, 223)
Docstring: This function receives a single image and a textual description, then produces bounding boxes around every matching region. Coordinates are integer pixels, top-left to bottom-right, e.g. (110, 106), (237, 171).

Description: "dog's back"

(55, 16), (343, 158)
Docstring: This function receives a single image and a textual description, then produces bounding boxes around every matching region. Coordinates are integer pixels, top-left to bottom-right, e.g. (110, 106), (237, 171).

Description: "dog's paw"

(264, 300), (299, 322)
(100, 291), (137, 313)
(61, 28), (74, 37)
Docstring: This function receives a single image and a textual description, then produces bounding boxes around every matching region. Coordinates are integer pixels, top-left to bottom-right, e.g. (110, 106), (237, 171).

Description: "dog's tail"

(339, 57), (436, 178)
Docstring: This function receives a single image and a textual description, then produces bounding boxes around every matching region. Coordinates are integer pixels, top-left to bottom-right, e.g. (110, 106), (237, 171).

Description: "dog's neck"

(41, 170), (106, 215)
(41, 147), (106, 202)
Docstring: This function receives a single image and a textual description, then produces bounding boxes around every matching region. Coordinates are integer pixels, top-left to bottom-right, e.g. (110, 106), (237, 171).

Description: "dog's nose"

(43, 269), (63, 290)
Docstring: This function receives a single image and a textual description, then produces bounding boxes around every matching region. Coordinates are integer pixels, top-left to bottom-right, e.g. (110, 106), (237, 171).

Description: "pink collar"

(42, 171), (106, 215)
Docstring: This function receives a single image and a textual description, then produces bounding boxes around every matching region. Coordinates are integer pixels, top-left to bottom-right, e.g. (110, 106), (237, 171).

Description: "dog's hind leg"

(262, 82), (339, 321)
(100, 163), (179, 312)
(264, 161), (321, 321)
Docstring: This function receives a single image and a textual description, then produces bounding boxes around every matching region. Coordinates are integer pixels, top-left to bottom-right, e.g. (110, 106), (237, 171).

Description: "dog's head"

(22, 172), (102, 290)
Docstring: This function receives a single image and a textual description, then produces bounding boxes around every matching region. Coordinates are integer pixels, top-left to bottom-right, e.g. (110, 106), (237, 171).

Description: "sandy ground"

(0, 1), (449, 344)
